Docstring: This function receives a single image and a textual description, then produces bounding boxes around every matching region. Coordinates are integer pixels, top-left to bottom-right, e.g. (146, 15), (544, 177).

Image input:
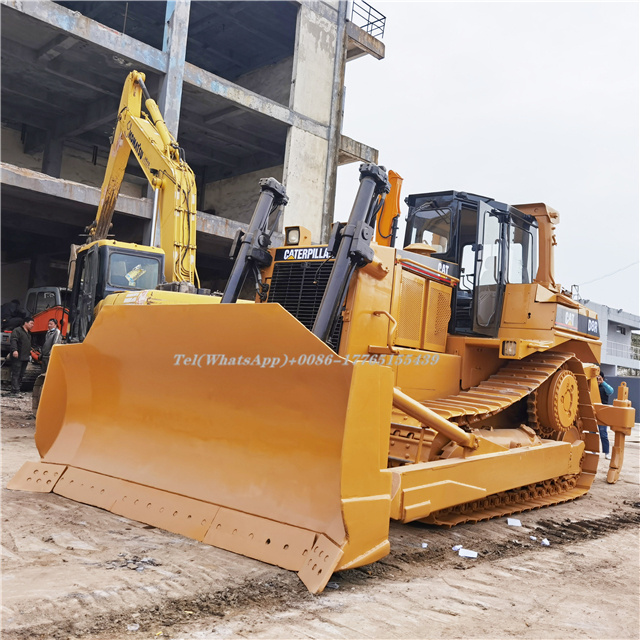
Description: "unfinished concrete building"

(1, 0), (385, 298)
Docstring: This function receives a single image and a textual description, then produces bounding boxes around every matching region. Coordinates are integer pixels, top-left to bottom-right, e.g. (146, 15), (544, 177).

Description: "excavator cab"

(68, 240), (164, 342)
(404, 191), (538, 337)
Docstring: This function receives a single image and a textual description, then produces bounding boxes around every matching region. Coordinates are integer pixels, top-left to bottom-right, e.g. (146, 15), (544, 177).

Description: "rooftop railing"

(606, 341), (640, 360)
(350, 0), (386, 39)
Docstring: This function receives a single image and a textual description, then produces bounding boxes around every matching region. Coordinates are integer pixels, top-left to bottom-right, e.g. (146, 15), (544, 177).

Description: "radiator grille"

(267, 260), (343, 348)
(397, 272), (425, 348)
(423, 285), (452, 351)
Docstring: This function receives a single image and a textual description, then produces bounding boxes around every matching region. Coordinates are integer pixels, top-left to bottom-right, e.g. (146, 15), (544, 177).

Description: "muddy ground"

(2, 393), (639, 640)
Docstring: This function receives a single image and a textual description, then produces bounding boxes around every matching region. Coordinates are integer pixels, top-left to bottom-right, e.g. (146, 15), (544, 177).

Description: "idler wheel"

(537, 369), (579, 434)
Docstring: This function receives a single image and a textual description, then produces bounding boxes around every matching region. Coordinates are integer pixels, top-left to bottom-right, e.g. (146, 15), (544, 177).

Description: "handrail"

(350, 0), (386, 39)
(606, 341), (640, 360)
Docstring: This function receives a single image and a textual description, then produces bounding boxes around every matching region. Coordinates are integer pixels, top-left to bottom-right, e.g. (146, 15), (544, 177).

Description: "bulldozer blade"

(9, 302), (394, 593)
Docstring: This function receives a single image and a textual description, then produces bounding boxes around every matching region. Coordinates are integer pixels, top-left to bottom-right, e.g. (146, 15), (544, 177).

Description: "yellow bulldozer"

(9, 162), (635, 594)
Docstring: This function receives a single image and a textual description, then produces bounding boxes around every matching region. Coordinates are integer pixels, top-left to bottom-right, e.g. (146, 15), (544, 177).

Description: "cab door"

(69, 244), (99, 342)
(472, 203), (507, 336)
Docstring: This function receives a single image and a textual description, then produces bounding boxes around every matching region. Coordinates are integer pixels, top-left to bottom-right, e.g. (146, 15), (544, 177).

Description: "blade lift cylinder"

(312, 163), (390, 346)
(221, 178), (288, 304)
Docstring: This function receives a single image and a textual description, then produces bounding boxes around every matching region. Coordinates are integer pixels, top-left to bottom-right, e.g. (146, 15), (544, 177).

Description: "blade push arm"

(86, 71), (198, 285)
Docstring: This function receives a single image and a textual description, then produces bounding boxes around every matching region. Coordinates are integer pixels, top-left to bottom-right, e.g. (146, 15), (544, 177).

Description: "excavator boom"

(86, 71), (198, 285)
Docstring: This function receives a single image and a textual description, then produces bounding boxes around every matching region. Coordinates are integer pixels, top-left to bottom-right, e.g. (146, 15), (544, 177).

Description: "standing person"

(40, 318), (62, 373)
(9, 317), (34, 395)
(597, 373), (614, 460)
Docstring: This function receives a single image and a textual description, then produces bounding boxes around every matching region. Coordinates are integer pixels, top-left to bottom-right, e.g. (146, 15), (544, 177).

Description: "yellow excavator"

(31, 69), (287, 399)
(29, 70), (221, 409)
(10, 158), (634, 593)
(62, 69), (287, 339)
(65, 70), (202, 344)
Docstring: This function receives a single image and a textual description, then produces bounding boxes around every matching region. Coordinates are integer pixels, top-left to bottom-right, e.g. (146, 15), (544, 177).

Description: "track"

(421, 352), (583, 428)
(391, 352), (601, 526)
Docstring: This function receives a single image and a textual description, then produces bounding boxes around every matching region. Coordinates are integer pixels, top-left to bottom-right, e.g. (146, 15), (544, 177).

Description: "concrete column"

(144, 0), (190, 245)
(283, 128), (330, 237)
(157, 0), (191, 138)
(283, 3), (339, 242)
(42, 134), (64, 178)
(321, 2), (348, 241)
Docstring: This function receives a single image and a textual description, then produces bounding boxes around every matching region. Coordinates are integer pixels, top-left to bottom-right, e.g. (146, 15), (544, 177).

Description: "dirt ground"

(2, 392), (639, 640)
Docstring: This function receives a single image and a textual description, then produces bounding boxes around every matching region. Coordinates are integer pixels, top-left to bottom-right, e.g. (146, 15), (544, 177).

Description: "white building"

(582, 302), (640, 376)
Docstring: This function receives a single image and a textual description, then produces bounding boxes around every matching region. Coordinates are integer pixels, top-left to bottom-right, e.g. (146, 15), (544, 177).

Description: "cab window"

(507, 219), (538, 284)
(108, 254), (161, 290)
(406, 207), (451, 254)
(34, 291), (57, 314)
(25, 292), (36, 315)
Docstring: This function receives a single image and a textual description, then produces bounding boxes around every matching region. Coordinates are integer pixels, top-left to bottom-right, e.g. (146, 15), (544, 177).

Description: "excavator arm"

(86, 71), (198, 285)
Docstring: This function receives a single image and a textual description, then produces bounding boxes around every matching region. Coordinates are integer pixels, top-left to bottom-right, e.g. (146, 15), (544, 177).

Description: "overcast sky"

(335, 1), (639, 314)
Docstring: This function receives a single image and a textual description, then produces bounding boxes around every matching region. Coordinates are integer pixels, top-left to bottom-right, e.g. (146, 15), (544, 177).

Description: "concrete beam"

(0, 0), (168, 73)
(0, 162), (246, 242)
(196, 211), (247, 240)
(45, 55), (122, 97)
(1, 161), (150, 218)
(197, 212), (283, 247)
(182, 110), (284, 157)
(53, 96), (119, 139)
(204, 106), (244, 125)
(183, 63), (329, 140)
(2, 1), (329, 139)
(337, 135), (379, 165)
(36, 33), (78, 63)
(2, 35), (122, 99)
(2, 85), (68, 115)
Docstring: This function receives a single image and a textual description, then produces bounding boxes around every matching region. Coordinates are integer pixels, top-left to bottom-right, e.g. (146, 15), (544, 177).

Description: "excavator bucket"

(9, 302), (394, 593)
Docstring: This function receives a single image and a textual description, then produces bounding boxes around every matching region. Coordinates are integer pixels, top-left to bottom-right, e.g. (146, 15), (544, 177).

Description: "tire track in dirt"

(5, 503), (639, 640)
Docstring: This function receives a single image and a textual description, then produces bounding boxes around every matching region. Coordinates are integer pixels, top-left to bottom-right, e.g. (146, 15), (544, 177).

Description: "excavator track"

(390, 352), (601, 526)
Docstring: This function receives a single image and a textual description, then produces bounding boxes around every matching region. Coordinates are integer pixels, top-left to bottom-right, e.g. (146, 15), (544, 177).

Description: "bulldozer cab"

(404, 191), (538, 337)
(68, 240), (164, 342)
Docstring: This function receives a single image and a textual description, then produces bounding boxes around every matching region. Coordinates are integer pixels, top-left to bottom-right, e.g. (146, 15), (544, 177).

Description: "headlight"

(502, 341), (517, 356)
(286, 227), (301, 246)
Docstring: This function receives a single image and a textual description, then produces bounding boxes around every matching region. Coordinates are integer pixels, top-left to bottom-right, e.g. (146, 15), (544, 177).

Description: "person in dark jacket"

(9, 316), (34, 394)
(597, 373), (614, 460)
(2, 299), (27, 331)
(40, 318), (62, 372)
